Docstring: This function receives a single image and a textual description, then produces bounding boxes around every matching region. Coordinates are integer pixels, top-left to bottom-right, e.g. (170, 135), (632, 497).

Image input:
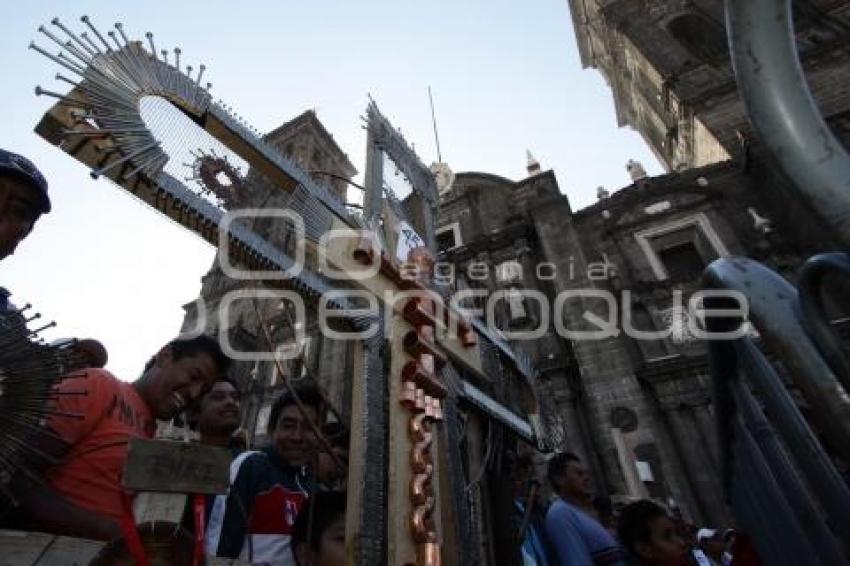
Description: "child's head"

(617, 500), (687, 565)
(292, 491), (347, 566)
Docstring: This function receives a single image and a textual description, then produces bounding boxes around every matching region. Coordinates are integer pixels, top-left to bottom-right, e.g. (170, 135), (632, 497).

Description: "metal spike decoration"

(31, 17), (213, 184)
(31, 17), (299, 197)
(30, 15), (356, 306)
(0, 306), (99, 512)
(31, 19), (536, 377)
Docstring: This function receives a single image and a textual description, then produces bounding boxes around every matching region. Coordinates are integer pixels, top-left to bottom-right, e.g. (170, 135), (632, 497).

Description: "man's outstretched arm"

(9, 428), (122, 541)
(13, 479), (122, 541)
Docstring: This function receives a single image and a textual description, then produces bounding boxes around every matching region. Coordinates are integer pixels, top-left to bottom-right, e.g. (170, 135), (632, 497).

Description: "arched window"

(667, 13), (728, 63)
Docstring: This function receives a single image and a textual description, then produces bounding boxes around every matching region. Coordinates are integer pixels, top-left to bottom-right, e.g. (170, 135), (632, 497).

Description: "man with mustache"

(14, 334), (230, 541)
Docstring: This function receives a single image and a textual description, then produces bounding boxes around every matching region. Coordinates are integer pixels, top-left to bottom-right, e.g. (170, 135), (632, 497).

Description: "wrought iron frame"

(362, 100), (439, 249)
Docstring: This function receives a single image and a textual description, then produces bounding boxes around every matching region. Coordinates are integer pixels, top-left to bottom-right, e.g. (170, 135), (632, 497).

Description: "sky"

(0, 0), (663, 381)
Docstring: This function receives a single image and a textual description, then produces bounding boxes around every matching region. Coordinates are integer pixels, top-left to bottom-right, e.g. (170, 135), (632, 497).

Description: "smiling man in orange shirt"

(15, 334), (231, 541)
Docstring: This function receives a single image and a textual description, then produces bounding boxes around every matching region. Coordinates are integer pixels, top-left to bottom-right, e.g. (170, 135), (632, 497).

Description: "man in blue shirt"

(544, 452), (626, 565)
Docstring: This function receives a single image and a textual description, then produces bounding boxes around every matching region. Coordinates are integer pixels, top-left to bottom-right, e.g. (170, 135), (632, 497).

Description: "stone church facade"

(432, 156), (828, 527)
(174, 0), (850, 535)
(568, 0), (850, 171)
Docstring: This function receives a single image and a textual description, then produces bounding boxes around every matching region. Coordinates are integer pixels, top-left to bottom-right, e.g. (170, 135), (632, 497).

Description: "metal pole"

(428, 86), (442, 164)
(362, 121), (384, 225)
(733, 379), (846, 562)
(730, 421), (816, 565)
(725, 0), (850, 247)
(797, 252), (850, 391)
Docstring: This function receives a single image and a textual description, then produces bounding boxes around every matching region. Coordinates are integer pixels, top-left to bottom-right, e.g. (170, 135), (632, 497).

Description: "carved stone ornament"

(430, 161), (455, 194)
(626, 158), (649, 181)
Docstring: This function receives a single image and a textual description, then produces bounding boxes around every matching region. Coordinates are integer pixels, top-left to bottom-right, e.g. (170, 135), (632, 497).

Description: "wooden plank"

(320, 222), (486, 377)
(133, 492), (189, 524)
(205, 112), (299, 194)
(122, 439), (230, 494)
(0, 530), (55, 565)
(387, 312), (417, 565)
(0, 530), (103, 566)
(34, 536), (103, 565)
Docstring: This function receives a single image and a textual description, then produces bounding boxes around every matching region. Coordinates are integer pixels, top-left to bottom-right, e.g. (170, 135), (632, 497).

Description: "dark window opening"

(658, 241), (705, 282)
(436, 229), (457, 253)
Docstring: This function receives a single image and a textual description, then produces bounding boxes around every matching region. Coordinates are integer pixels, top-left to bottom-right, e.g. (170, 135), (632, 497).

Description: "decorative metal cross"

(29, 16), (545, 565)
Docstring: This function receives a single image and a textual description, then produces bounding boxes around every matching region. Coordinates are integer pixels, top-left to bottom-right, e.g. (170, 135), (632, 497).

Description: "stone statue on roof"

(430, 162), (455, 194)
(526, 150), (541, 176)
(626, 159), (648, 181)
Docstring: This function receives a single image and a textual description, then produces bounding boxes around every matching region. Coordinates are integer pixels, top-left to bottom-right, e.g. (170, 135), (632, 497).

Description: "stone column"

(611, 427), (650, 498)
(667, 406), (728, 525)
(692, 402), (720, 471)
(548, 374), (586, 455)
(531, 197), (647, 497)
(643, 399), (703, 523)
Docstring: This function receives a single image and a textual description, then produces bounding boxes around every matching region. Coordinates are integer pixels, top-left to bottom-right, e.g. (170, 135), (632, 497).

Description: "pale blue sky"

(0, 1), (662, 380)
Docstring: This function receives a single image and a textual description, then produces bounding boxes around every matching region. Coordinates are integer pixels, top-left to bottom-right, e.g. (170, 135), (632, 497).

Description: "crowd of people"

(6, 326), (347, 565)
(0, 146), (348, 564)
(1, 146), (762, 565)
(515, 452), (760, 566)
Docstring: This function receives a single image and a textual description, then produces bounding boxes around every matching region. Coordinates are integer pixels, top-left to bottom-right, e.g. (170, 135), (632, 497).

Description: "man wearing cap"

(0, 148), (52, 311)
(0, 148), (50, 259)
